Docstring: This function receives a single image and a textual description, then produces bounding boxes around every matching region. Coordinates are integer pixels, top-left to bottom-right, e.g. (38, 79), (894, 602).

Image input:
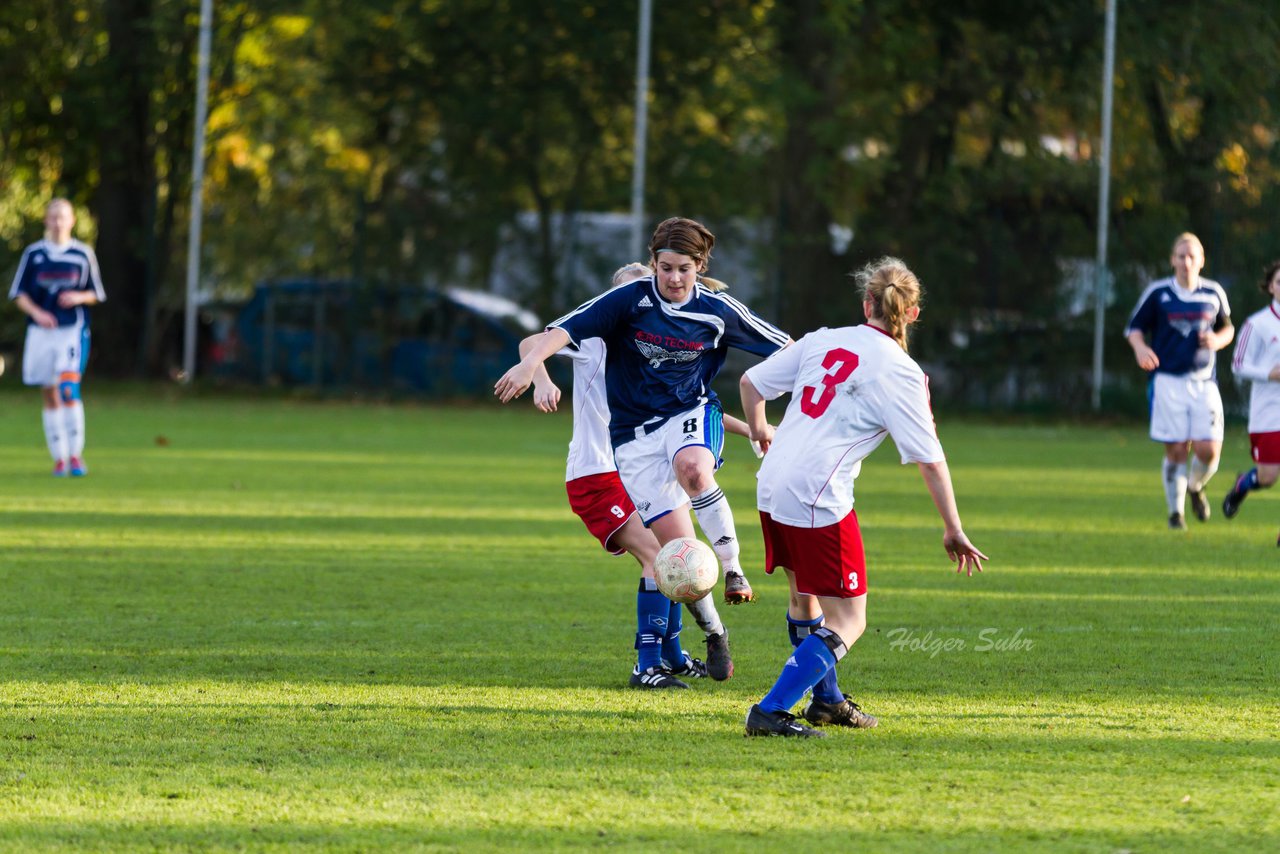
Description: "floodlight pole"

(628, 0), (653, 261)
(1092, 0), (1117, 411)
(182, 0), (213, 384)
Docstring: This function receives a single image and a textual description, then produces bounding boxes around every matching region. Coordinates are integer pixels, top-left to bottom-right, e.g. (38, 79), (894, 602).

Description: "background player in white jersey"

(1222, 260), (1280, 535)
(496, 217), (791, 686)
(738, 257), (987, 737)
(1124, 233), (1234, 529)
(8, 198), (107, 477)
(521, 262), (748, 688)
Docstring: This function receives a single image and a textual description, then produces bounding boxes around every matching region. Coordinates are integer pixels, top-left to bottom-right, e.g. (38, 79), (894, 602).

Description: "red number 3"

(800, 348), (859, 418)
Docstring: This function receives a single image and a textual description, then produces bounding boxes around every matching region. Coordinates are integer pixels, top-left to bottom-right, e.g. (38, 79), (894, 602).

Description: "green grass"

(0, 385), (1276, 852)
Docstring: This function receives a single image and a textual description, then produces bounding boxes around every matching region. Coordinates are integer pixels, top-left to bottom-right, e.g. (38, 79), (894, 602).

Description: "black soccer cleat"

(629, 666), (689, 690)
(1168, 512), (1187, 530)
(1222, 473), (1250, 519)
(1187, 488), (1210, 522)
(723, 572), (756, 604)
(744, 704), (826, 738)
(802, 693), (879, 729)
(704, 630), (733, 681)
(664, 654), (709, 679)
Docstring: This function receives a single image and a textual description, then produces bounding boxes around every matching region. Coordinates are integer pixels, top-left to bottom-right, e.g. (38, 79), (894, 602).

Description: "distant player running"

(8, 199), (107, 477)
(496, 217), (791, 686)
(1222, 260), (1280, 536)
(739, 257), (986, 737)
(522, 262), (763, 688)
(1124, 232), (1233, 529)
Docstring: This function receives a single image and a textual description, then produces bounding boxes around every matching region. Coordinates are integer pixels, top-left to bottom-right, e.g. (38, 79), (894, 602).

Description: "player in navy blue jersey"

(8, 199), (106, 477)
(1124, 232), (1233, 529)
(496, 217), (791, 685)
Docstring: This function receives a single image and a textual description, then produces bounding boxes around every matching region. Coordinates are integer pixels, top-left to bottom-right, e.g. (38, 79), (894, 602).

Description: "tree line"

(2, 0), (1278, 407)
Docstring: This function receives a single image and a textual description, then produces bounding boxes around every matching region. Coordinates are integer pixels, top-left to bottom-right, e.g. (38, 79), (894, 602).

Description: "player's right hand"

(35, 311), (57, 329)
(1134, 346), (1159, 371)
(533, 382), (561, 413)
(494, 363), (535, 403)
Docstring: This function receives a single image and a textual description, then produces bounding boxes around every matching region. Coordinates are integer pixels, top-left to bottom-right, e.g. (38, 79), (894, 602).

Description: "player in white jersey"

(738, 257), (987, 737)
(1124, 232), (1234, 529)
(8, 199), (107, 477)
(1222, 260), (1280, 536)
(521, 263), (762, 688)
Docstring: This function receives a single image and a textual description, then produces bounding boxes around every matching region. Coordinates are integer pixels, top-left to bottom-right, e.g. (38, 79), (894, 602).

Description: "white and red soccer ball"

(654, 537), (719, 604)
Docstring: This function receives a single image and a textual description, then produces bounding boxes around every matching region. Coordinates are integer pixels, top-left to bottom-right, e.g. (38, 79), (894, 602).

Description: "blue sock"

(788, 614), (843, 704)
(1240, 468), (1260, 492)
(759, 634), (838, 714)
(661, 599), (685, 668)
(635, 578), (668, 672)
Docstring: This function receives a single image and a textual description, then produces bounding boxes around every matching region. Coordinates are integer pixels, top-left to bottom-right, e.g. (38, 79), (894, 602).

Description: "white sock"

(63, 401), (85, 458)
(690, 485), (744, 577)
(1188, 456), (1217, 493)
(43, 408), (68, 462)
(1163, 459), (1188, 515)
(685, 596), (725, 638)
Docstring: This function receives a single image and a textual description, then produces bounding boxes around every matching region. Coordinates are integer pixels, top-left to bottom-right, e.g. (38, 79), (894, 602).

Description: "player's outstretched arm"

(495, 327), (571, 403)
(518, 333), (561, 413)
(916, 460), (988, 576)
(723, 413), (767, 459)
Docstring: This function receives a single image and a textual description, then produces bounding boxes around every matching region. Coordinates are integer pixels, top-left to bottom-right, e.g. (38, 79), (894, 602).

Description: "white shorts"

(613, 403), (725, 525)
(22, 325), (86, 387)
(1149, 372), (1223, 443)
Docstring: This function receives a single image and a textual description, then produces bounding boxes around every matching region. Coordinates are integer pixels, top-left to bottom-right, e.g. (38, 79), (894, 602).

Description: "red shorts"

(566, 471), (636, 555)
(759, 509), (866, 598)
(1250, 431), (1280, 465)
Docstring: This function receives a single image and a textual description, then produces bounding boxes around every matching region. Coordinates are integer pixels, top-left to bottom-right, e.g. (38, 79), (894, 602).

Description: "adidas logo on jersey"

(637, 295), (653, 308)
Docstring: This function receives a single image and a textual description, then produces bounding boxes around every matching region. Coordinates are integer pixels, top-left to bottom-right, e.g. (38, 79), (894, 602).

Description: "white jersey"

(746, 324), (945, 528)
(1230, 301), (1280, 433)
(560, 338), (617, 481)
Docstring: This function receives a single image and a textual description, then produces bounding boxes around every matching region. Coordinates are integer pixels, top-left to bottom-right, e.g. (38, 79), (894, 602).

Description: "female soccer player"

(496, 218), (791, 685)
(521, 262), (753, 689)
(738, 257), (987, 737)
(8, 198), (106, 477)
(1124, 233), (1234, 529)
(1222, 260), (1280, 534)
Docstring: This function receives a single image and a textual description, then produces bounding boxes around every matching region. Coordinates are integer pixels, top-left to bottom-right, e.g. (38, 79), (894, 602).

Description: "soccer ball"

(654, 537), (719, 604)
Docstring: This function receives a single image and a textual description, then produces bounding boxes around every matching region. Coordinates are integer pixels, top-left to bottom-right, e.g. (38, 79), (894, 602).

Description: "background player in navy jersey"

(739, 257), (987, 738)
(8, 199), (107, 477)
(523, 261), (768, 689)
(496, 217), (791, 686)
(1221, 260), (1280, 534)
(1125, 232), (1233, 529)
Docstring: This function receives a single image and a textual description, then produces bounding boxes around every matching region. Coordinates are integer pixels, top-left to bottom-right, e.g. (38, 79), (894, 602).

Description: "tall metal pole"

(183, 0), (213, 383)
(629, 0), (653, 261)
(1092, 0), (1117, 410)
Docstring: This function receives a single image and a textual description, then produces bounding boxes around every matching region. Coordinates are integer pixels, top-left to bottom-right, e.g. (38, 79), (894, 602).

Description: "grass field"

(0, 385), (1276, 852)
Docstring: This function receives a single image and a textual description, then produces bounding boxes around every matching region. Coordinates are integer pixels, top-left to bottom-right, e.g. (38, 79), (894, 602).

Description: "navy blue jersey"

(8, 239), (106, 329)
(1124, 276), (1230, 380)
(552, 276), (789, 446)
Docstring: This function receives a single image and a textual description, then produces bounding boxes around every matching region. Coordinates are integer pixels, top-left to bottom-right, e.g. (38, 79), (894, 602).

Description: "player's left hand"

(533, 382), (561, 413)
(943, 530), (987, 577)
(56, 291), (83, 308)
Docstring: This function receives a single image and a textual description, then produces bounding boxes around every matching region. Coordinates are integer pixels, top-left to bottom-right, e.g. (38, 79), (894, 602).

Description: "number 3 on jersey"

(800, 348), (859, 418)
